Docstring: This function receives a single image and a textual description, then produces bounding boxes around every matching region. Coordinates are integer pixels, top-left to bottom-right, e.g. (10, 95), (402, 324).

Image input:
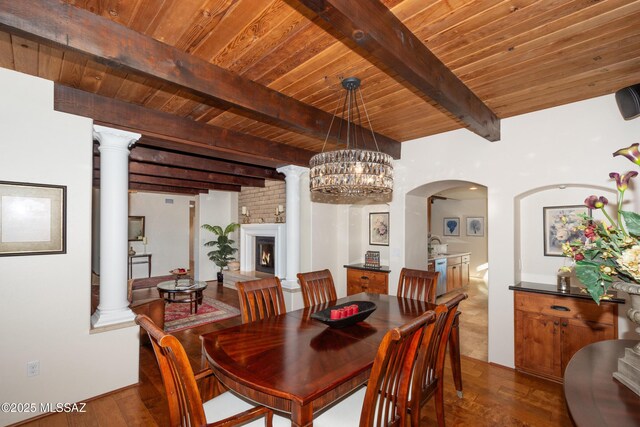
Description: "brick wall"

(238, 180), (286, 224)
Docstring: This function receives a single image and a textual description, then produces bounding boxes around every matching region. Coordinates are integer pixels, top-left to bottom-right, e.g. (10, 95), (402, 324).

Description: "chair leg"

(435, 381), (446, 427)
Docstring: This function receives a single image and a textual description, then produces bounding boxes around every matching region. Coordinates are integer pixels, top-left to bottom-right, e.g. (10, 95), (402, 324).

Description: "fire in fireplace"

(255, 236), (275, 274)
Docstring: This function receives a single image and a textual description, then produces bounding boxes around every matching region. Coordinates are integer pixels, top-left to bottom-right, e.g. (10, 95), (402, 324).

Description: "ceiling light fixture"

(309, 77), (393, 198)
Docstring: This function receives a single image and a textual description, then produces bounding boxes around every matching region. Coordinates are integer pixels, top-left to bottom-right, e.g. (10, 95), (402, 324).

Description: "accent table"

(157, 279), (207, 314)
(128, 253), (152, 279)
(564, 339), (640, 427)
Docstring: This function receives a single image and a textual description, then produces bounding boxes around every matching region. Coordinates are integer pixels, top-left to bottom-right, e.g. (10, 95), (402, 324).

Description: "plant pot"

(217, 272), (224, 283)
(611, 281), (640, 396)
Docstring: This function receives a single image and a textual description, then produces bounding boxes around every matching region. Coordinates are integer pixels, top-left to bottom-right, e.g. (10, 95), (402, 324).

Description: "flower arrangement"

(563, 143), (640, 304)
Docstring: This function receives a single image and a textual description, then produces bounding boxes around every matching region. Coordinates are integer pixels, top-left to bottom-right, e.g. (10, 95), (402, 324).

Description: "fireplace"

(240, 223), (286, 278)
(255, 236), (275, 274)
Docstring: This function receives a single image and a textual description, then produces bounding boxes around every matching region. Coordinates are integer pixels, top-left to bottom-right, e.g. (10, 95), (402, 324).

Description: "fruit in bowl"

(170, 268), (187, 275)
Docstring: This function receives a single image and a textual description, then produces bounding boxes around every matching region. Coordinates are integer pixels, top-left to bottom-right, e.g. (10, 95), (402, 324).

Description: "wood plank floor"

(17, 282), (573, 426)
(438, 277), (489, 362)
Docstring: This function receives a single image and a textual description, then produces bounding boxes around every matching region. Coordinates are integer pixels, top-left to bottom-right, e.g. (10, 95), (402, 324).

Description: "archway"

(404, 179), (489, 361)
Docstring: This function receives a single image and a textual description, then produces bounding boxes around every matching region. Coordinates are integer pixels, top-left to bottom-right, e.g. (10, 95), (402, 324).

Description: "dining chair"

(297, 269), (338, 307)
(397, 267), (439, 303)
(237, 277), (287, 323)
(135, 314), (289, 427)
(409, 293), (468, 427)
(313, 309), (437, 427)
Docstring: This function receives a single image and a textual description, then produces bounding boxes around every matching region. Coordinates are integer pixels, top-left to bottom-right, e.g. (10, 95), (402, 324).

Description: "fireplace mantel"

(240, 224), (286, 278)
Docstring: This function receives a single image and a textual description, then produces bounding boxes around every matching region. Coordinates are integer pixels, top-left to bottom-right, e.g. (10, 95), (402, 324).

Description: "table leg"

(449, 313), (463, 398)
(291, 402), (313, 427)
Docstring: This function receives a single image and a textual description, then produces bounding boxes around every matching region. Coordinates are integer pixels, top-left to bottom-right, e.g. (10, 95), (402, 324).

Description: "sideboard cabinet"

(511, 283), (622, 382)
(345, 264), (390, 295)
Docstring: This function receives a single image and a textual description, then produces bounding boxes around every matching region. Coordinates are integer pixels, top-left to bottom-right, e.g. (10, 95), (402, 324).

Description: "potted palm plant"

(202, 222), (240, 283)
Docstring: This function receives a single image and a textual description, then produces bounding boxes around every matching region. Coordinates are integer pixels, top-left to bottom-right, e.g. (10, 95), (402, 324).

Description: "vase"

(611, 281), (640, 396)
(217, 272), (224, 283)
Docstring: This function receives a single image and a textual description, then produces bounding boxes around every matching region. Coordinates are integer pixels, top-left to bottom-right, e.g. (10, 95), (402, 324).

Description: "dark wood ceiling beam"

(94, 159), (256, 189)
(59, 85), (312, 168)
(0, 0), (401, 158)
(297, 0), (500, 142)
(129, 162), (263, 188)
(93, 156), (258, 186)
(129, 173), (241, 193)
(93, 179), (206, 195)
(130, 144), (282, 181)
(93, 145), (266, 187)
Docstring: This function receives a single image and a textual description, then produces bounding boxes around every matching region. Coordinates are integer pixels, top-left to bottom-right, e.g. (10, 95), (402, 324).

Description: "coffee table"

(157, 279), (208, 314)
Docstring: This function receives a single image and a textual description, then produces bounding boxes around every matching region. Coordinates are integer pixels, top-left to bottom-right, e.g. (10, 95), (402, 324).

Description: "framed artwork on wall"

(0, 181), (66, 256)
(443, 217), (460, 236)
(466, 217), (485, 237)
(128, 216), (145, 241)
(543, 205), (590, 256)
(369, 212), (389, 246)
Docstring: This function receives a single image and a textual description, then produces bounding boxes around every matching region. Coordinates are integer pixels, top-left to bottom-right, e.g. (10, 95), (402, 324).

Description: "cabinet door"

(460, 261), (470, 287)
(447, 263), (461, 291)
(515, 310), (561, 379)
(561, 319), (615, 375)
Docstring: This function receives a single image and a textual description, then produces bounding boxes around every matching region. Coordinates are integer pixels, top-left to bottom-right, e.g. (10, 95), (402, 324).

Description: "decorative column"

(91, 125), (141, 328)
(276, 165), (308, 286)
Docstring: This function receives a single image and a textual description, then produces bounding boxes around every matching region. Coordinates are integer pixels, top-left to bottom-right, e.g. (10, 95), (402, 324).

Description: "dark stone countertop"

(344, 263), (391, 273)
(509, 281), (626, 304)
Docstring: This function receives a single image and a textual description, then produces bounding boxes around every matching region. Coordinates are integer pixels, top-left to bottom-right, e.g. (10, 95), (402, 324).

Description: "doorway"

(405, 180), (489, 361)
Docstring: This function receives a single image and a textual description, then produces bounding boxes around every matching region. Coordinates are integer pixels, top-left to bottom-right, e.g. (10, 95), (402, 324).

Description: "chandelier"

(309, 77), (393, 198)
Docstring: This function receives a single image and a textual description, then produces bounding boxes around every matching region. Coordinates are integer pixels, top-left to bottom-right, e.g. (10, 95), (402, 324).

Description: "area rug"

(164, 296), (240, 332)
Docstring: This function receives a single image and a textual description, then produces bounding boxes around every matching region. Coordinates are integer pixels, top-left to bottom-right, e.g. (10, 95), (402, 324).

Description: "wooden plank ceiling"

(1, 0), (639, 195)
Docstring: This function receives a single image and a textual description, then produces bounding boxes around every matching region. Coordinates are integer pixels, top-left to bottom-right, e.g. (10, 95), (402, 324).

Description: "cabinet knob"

(554, 321), (559, 326)
(561, 322), (568, 327)
(361, 276), (369, 280)
(551, 305), (570, 312)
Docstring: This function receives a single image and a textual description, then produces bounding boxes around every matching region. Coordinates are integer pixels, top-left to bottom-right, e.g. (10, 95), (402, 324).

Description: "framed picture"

(0, 181), (66, 256)
(128, 216), (145, 241)
(443, 217), (460, 236)
(466, 217), (485, 237)
(543, 205), (590, 256)
(369, 212), (389, 246)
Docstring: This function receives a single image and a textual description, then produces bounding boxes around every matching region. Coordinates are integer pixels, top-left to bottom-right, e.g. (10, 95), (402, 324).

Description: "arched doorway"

(405, 179), (489, 361)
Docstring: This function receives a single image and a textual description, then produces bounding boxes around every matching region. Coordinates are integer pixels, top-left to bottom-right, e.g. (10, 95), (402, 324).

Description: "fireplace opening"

(255, 236), (275, 274)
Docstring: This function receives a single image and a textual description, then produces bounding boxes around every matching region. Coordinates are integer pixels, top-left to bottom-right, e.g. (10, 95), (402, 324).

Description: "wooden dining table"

(201, 292), (462, 427)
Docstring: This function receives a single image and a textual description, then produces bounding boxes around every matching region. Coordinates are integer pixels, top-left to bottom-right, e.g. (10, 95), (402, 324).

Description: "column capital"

(277, 165), (308, 178)
(93, 125), (141, 149)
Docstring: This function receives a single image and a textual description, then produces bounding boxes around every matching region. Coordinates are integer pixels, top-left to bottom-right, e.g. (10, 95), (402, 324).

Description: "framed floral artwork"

(543, 205), (590, 257)
(369, 212), (389, 246)
(443, 217), (460, 236)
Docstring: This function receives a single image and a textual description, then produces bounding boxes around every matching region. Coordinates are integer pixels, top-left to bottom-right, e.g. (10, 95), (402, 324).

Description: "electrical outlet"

(27, 360), (39, 377)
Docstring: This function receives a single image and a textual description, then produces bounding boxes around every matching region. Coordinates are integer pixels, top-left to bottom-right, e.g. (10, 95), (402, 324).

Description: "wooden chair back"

(297, 269), (338, 307)
(397, 268), (439, 303)
(237, 277), (287, 323)
(410, 293), (467, 427)
(359, 310), (437, 427)
(135, 314), (207, 427)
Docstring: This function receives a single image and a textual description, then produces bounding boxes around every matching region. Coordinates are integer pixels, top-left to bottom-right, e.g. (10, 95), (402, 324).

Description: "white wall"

(431, 198), (488, 277)
(518, 186), (617, 284)
(348, 204), (391, 265)
(197, 190), (238, 281)
(129, 192), (194, 277)
(0, 69), (138, 425)
(404, 194), (428, 270)
(390, 94), (640, 368)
